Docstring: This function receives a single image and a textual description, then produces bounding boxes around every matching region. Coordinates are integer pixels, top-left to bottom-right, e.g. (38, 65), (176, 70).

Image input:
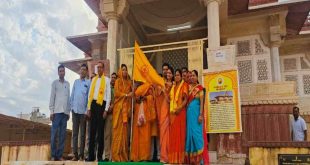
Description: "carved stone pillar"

(100, 0), (129, 73)
(269, 14), (283, 82)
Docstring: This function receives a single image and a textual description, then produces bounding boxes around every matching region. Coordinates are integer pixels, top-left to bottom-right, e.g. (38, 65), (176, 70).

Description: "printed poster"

(203, 70), (242, 133)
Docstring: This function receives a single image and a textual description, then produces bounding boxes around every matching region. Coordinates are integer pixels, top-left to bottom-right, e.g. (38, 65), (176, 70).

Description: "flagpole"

(129, 42), (135, 159)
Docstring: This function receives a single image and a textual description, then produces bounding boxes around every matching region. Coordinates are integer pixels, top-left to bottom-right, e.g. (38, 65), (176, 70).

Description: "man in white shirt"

(291, 106), (307, 141)
(86, 62), (111, 161)
(49, 64), (70, 161)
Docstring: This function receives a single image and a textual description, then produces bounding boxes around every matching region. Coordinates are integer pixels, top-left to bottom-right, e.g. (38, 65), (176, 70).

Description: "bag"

(137, 102), (146, 126)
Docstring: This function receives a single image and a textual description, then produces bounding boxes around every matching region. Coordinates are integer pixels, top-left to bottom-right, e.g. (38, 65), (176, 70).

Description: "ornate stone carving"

(257, 59), (268, 81)
(283, 58), (297, 71)
(228, 35), (272, 83)
(301, 57), (310, 69)
(255, 39), (264, 55)
(100, 0), (129, 22)
(238, 60), (252, 84)
(305, 53), (310, 63)
(236, 40), (251, 57)
(303, 75), (310, 95)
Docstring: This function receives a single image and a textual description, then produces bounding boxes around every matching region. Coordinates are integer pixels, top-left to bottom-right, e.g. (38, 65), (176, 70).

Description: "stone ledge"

(240, 82), (298, 105)
(244, 141), (310, 148)
(0, 140), (49, 146)
(242, 99), (298, 105)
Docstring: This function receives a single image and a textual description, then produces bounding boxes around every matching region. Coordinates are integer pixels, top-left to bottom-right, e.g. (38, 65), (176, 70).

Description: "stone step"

(6, 161), (162, 165)
(209, 151), (218, 163)
(6, 152), (218, 165)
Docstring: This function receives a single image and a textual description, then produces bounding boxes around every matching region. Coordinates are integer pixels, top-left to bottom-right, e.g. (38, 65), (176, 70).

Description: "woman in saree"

(158, 67), (174, 163)
(130, 82), (155, 161)
(111, 64), (133, 162)
(168, 69), (189, 164)
(185, 70), (205, 164)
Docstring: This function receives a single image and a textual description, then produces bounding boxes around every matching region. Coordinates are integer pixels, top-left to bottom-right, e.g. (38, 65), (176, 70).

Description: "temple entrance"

(162, 49), (188, 71)
(118, 38), (206, 83)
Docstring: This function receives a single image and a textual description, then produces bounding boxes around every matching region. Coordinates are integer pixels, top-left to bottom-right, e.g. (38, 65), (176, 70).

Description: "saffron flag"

(133, 41), (164, 87)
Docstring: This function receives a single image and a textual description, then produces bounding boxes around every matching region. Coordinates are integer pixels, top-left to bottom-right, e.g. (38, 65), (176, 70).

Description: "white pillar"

(204, 1), (222, 152)
(270, 45), (281, 81)
(207, 0), (221, 49)
(107, 17), (119, 73)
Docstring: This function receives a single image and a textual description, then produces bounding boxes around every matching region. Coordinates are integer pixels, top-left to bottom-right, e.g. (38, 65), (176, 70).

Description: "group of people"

(48, 61), (308, 164)
(49, 62), (208, 164)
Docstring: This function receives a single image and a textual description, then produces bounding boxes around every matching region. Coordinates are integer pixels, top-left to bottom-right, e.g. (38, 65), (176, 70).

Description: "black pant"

(72, 112), (86, 159)
(88, 100), (106, 161)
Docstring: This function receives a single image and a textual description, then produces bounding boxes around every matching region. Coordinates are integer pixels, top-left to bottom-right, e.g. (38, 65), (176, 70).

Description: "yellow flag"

(133, 41), (164, 87)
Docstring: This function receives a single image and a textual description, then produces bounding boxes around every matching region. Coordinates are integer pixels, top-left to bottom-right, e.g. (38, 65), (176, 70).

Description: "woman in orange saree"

(168, 69), (189, 164)
(157, 67), (174, 163)
(130, 83), (154, 161)
(111, 64), (132, 162)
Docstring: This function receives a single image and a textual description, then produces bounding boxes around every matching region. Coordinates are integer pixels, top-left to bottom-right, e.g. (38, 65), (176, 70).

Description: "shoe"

(71, 157), (78, 161)
(97, 158), (103, 162)
(58, 157), (65, 161)
(79, 157), (84, 161)
(85, 158), (94, 162)
(152, 158), (160, 162)
(50, 157), (56, 161)
(103, 158), (109, 162)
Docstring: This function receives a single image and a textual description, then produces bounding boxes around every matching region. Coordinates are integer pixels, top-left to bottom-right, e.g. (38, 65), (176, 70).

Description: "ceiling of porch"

(127, 0), (208, 44)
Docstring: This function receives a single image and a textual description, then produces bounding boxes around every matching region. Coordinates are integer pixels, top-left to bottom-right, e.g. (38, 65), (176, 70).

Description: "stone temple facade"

(60, 0), (310, 164)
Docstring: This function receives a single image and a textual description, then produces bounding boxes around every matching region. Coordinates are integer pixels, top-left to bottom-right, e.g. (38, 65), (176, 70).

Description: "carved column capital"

(200, 0), (223, 6)
(105, 12), (120, 22)
(268, 13), (286, 47)
(270, 40), (283, 48)
(100, 0), (129, 22)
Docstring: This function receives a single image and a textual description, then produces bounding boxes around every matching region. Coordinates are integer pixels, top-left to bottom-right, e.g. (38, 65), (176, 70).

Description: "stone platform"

(4, 161), (164, 165)
(5, 161), (230, 165)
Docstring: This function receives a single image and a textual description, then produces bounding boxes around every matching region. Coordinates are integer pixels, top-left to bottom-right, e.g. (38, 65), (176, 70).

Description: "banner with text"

(203, 70), (242, 133)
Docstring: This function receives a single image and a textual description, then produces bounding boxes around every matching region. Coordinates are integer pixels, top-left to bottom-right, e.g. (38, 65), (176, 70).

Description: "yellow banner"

(133, 42), (164, 87)
(203, 70), (242, 133)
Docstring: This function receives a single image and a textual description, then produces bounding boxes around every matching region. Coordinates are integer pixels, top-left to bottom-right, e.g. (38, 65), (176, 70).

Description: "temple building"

(60, 0), (310, 164)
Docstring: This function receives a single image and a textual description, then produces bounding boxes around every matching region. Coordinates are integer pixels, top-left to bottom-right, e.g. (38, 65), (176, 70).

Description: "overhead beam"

(128, 0), (161, 5)
(228, 6), (288, 23)
(145, 26), (208, 44)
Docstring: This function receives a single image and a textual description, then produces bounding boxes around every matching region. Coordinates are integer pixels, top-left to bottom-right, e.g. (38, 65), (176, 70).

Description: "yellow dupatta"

(87, 74), (106, 110)
(169, 80), (184, 113)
